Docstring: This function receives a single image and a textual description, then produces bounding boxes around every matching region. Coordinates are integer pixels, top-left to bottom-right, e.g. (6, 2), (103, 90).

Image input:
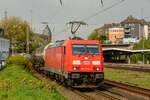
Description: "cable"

(51, 0), (126, 38)
(82, 0), (125, 21)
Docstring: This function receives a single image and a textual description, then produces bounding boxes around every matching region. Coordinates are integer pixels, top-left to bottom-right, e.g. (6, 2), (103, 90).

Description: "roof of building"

(121, 15), (148, 25)
(103, 48), (150, 53)
(0, 37), (9, 41)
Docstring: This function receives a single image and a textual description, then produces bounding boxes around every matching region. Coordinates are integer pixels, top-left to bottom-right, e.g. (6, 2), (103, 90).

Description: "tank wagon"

(32, 40), (104, 87)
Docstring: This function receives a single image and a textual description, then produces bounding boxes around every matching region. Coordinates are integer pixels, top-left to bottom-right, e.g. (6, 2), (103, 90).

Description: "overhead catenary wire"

(52, 0), (126, 38)
(49, 0), (76, 33)
(42, 1), (66, 37)
(57, 0), (125, 33)
(82, 0), (125, 21)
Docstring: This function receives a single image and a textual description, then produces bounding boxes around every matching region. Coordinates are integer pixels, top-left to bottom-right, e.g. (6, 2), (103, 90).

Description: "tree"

(0, 16), (33, 53)
(0, 16), (48, 53)
(88, 32), (106, 43)
(0, 16), (32, 40)
(131, 38), (150, 63)
(30, 35), (45, 52)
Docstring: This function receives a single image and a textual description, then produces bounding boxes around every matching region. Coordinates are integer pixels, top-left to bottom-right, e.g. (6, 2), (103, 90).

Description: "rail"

(104, 79), (150, 97)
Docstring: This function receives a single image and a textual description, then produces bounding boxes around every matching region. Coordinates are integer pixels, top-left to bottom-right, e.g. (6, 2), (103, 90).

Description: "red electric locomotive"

(33, 40), (104, 87)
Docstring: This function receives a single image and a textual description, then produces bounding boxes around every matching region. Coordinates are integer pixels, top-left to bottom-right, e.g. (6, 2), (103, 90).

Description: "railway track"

(102, 80), (150, 100)
(104, 63), (150, 72)
(71, 89), (96, 100)
(31, 69), (89, 100)
(30, 68), (121, 100)
(94, 90), (120, 100)
(29, 67), (150, 100)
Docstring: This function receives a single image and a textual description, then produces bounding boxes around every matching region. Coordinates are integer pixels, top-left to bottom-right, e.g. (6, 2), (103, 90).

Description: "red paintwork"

(44, 40), (104, 76)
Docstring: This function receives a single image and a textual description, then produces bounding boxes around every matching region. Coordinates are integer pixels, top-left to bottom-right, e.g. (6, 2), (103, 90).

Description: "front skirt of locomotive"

(67, 72), (104, 88)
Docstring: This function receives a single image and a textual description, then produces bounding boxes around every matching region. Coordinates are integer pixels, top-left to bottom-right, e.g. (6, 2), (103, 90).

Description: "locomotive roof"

(48, 40), (65, 48)
(47, 40), (100, 48)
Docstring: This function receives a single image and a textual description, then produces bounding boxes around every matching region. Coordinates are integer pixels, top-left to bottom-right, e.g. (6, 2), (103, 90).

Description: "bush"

(131, 54), (142, 63)
(6, 55), (32, 69)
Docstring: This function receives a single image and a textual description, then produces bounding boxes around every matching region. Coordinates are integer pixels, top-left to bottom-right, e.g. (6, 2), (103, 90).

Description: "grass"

(104, 68), (150, 89)
(0, 65), (65, 100)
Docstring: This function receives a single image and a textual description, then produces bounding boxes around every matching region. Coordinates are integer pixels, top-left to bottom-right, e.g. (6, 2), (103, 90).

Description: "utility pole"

(141, 8), (145, 64)
(4, 11), (7, 19)
(26, 26), (30, 54)
(0, 10), (2, 20)
(30, 9), (33, 30)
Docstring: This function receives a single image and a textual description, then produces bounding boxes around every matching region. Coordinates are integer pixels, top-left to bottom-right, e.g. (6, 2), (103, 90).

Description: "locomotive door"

(61, 46), (65, 73)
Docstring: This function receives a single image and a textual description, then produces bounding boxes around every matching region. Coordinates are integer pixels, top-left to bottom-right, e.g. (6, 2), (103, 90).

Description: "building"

(0, 37), (10, 61)
(144, 25), (149, 39)
(148, 22), (150, 37)
(93, 23), (121, 39)
(91, 15), (149, 44)
(121, 15), (148, 40)
(108, 27), (124, 44)
(0, 28), (10, 61)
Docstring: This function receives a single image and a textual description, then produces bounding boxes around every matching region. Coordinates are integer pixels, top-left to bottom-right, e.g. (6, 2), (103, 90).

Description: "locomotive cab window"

(86, 45), (99, 54)
(72, 44), (99, 54)
(72, 45), (86, 54)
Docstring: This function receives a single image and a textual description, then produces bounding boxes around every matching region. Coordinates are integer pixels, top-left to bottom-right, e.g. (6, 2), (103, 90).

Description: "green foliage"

(30, 35), (45, 52)
(105, 68), (150, 89)
(133, 38), (150, 49)
(88, 32), (106, 43)
(131, 54), (142, 63)
(0, 16), (45, 53)
(0, 16), (31, 53)
(132, 37), (150, 63)
(0, 16), (32, 41)
(6, 55), (30, 67)
(0, 65), (65, 100)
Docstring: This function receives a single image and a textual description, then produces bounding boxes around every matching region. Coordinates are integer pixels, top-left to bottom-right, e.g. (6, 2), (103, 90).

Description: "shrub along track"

(29, 66), (150, 100)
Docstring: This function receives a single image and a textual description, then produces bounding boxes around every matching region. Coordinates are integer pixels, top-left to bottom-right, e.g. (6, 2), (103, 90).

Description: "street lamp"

(141, 20), (145, 64)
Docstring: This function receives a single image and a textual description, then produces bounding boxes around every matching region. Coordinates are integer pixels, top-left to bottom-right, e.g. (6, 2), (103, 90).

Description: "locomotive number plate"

(83, 61), (90, 65)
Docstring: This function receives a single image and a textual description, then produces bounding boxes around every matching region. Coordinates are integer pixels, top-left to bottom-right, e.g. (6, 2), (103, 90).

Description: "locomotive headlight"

(73, 66), (80, 71)
(72, 60), (81, 65)
(92, 61), (100, 65)
(96, 67), (100, 71)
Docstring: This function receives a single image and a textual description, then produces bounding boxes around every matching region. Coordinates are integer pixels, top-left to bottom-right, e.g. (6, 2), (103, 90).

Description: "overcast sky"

(0, 0), (150, 41)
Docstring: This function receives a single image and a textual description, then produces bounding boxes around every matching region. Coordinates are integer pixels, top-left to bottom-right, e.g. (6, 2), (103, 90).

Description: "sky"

(0, 0), (150, 41)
